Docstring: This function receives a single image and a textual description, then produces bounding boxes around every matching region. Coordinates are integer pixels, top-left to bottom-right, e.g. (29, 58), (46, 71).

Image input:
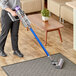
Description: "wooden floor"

(0, 14), (76, 76)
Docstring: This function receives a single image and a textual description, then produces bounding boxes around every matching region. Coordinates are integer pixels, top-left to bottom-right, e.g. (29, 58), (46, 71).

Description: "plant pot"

(42, 16), (49, 22)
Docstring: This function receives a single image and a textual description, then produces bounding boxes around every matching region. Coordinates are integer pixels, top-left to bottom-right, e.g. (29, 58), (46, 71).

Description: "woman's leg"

(10, 17), (20, 50)
(0, 10), (12, 56)
(10, 17), (23, 57)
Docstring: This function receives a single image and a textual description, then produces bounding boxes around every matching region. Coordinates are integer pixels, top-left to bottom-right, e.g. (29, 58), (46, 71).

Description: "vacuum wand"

(8, 6), (64, 69)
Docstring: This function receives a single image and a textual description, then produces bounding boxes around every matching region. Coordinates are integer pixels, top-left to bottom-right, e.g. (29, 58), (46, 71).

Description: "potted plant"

(41, 8), (50, 21)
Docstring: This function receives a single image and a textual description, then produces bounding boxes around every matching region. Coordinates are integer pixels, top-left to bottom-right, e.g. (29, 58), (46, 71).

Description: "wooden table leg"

(58, 29), (63, 42)
(45, 31), (48, 45)
(27, 27), (29, 31)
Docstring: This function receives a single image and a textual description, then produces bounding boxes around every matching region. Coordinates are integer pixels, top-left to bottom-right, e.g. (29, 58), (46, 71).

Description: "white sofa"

(21, 0), (44, 13)
(61, 5), (73, 24)
(47, 0), (76, 24)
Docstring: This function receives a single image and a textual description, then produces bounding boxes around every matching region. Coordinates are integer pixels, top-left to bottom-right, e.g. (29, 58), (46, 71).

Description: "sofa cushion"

(21, 0), (42, 13)
(61, 5), (73, 24)
(52, 0), (71, 5)
(48, 0), (71, 17)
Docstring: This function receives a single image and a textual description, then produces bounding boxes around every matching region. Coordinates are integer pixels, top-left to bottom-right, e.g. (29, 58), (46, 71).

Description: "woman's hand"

(10, 11), (17, 16)
(5, 8), (17, 16)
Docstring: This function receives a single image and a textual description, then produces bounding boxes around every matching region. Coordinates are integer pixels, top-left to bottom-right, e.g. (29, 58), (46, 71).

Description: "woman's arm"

(5, 8), (17, 16)
(0, 0), (17, 16)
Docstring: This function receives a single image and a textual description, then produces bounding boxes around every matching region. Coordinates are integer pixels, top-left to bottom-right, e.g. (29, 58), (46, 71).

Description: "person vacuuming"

(8, 6), (64, 69)
(0, 0), (24, 57)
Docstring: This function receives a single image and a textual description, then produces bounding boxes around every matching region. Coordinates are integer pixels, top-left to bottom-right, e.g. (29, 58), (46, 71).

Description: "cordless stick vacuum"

(8, 6), (64, 69)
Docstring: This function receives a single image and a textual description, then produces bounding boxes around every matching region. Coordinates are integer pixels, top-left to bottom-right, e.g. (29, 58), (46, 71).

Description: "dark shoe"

(13, 50), (24, 57)
(0, 50), (7, 57)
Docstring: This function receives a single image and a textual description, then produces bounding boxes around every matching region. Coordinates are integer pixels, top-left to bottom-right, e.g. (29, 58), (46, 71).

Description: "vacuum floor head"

(51, 57), (64, 69)
(56, 58), (64, 69)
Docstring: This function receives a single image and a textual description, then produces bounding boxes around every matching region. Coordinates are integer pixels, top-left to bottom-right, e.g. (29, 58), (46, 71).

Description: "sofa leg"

(62, 19), (64, 24)
(49, 12), (52, 16)
(59, 17), (62, 23)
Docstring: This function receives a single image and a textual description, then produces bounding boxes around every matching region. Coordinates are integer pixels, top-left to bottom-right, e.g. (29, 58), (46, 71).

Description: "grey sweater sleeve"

(0, 0), (9, 9)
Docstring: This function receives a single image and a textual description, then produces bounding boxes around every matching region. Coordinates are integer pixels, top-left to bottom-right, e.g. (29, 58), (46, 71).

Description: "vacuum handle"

(8, 12), (19, 22)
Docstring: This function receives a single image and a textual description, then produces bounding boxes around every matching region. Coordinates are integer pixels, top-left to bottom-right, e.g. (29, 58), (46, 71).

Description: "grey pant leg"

(0, 10), (12, 50)
(10, 17), (20, 50)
